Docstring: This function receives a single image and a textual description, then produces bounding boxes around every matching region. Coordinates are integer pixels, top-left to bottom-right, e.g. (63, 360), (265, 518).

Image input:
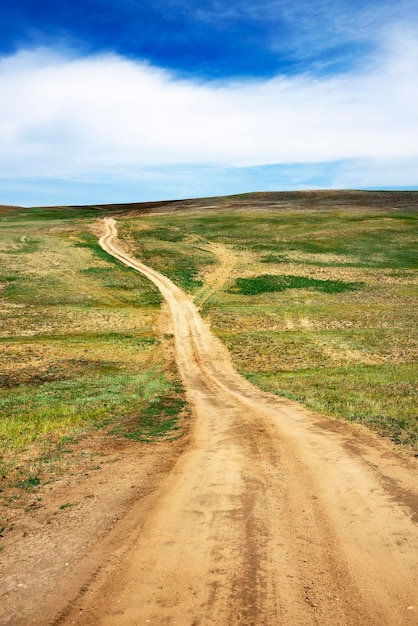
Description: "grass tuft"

(15, 477), (41, 489)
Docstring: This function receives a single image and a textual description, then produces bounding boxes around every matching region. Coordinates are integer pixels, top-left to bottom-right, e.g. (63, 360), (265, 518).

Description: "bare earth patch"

(0, 429), (188, 626)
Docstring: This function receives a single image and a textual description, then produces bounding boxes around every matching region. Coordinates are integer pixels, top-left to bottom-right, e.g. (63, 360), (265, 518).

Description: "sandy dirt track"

(59, 218), (418, 625)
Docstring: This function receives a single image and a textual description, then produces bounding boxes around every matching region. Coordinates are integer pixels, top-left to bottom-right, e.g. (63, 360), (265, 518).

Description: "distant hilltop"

(3, 190), (418, 215)
(0, 204), (25, 213)
(69, 190), (418, 216)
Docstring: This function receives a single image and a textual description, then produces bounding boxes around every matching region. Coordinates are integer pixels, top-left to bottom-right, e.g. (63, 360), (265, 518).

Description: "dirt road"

(60, 218), (418, 625)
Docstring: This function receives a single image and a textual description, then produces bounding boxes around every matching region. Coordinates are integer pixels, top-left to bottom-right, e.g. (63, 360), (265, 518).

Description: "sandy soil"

(2, 216), (417, 625)
(0, 437), (189, 626)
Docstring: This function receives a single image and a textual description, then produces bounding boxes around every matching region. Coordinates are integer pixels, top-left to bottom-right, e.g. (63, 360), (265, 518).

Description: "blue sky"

(1, 0), (418, 205)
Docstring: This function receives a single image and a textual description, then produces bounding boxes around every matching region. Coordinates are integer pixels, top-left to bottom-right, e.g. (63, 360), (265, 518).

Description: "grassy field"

(1, 192), (417, 500)
(0, 206), (187, 490)
(119, 200), (417, 449)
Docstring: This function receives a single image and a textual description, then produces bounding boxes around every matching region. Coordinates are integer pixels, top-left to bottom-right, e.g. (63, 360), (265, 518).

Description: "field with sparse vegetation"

(118, 195), (417, 449)
(1, 191), (417, 626)
(1, 191), (417, 505)
(0, 205), (187, 500)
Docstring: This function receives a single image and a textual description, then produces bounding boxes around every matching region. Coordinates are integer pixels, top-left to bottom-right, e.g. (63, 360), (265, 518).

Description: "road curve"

(66, 217), (418, 625)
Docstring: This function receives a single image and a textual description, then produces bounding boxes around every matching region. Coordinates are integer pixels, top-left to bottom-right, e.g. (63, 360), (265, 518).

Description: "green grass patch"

(243, 364), (418, 448)
(110, 381), (187, 442)
(15, 477), (41, 489)
(231, 274), (359, 295)
(0, 368), (182, 477)
(0, 370), (166, 441)
(143, 227), (185, 242)
(260, 254), (290, 263)
(0, 275), (18, 283)
(58, 502), (77, 510)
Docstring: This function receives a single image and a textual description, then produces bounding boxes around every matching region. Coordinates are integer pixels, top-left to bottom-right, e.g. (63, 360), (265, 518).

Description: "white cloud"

(0, 35), (417, 183)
